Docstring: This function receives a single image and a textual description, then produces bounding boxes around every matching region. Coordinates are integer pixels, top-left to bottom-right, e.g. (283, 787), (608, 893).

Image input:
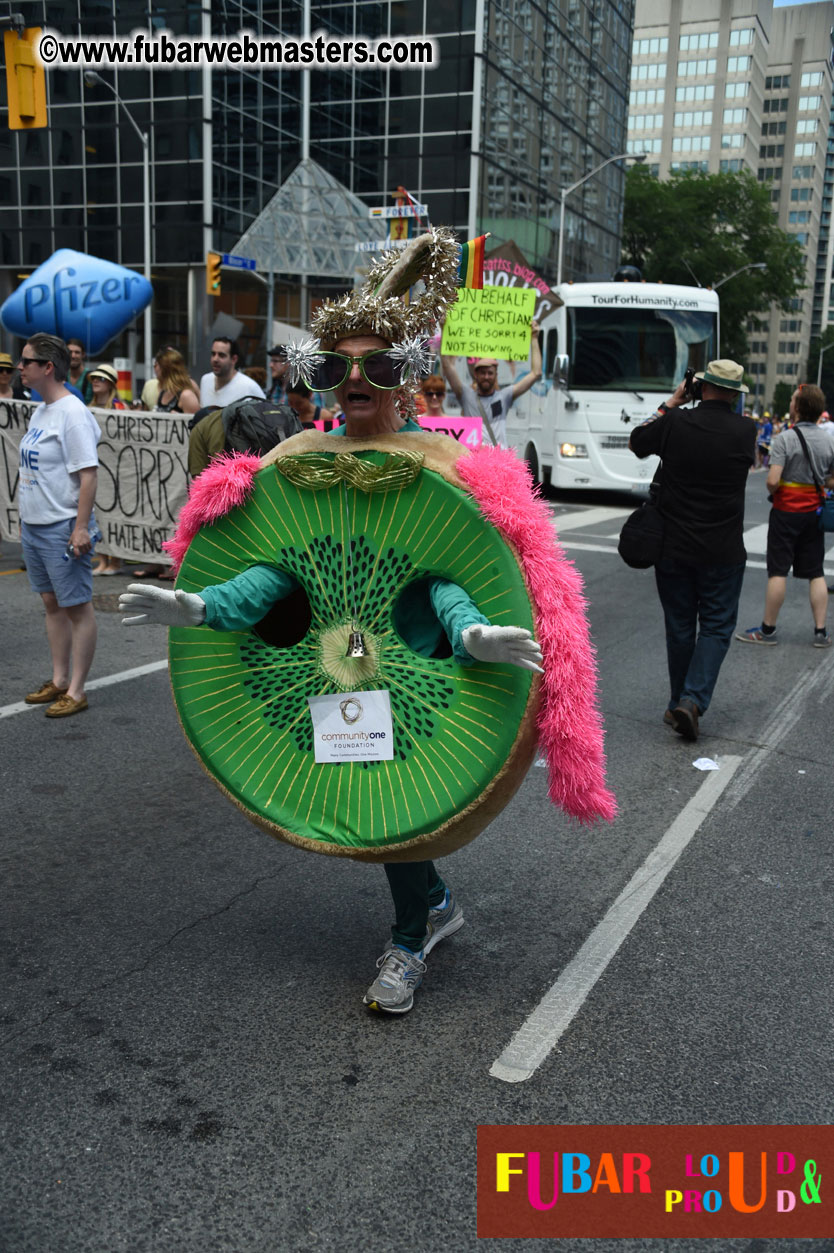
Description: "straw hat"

(694, 359), (749, 393)
(88, 363), (118, 386)
(0, 352), (14, 369)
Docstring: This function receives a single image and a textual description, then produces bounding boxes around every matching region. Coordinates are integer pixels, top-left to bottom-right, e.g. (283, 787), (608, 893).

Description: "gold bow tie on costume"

(273, 450), (424, 493)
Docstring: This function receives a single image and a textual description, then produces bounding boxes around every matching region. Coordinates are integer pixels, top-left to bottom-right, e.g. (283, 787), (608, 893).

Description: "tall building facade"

(630, 0), (834, 412)
(1, 0), (636, 382)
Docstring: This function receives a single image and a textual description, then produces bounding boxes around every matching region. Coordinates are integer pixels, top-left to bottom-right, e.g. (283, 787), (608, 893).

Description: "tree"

(771, 381), (792, 417)
(805, 324), (834, 410)
(622, 167), (806, 362)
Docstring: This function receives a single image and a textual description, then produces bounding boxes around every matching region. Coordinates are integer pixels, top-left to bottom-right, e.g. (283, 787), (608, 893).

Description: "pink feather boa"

(457, 447), (616, 825)
(162, 452), (262, 571)
(164, 446), (616, 824)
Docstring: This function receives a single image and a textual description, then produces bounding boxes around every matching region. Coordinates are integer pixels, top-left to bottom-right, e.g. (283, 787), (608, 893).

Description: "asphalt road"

(2, 471), (833, 1253)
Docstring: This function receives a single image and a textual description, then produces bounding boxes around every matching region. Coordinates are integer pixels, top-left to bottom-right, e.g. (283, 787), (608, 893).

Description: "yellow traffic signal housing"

(206, 251), (222, 296)
(4, 29), (47, 130)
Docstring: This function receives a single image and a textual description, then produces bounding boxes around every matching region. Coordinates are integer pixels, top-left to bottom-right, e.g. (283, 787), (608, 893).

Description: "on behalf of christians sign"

(442, 287), (537, 361)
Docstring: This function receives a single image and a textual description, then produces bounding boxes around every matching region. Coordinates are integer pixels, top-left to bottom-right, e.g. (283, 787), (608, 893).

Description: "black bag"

(792, 425), (834, 533)
(617, 489), (666, 568)
(221, 397), (303, 457)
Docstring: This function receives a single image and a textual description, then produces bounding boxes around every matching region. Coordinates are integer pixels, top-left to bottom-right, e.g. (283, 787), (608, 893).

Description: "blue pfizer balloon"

(0, 249), (152, 355)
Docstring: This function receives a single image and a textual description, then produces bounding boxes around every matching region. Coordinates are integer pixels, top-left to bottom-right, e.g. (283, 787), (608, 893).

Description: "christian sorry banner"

(0, 400), (188, 563)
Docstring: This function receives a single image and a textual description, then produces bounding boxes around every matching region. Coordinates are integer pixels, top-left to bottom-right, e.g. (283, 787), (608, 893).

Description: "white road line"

(550, 505), (631, 533)
(0, 659), (168, 720)
(489, 756), (742, 1084)
(724, 661), (831, 810)
(556, 541), (834, 574)
(741, 522), (770, 555)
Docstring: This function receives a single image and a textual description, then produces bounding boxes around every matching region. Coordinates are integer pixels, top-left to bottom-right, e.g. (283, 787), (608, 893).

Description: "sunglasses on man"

(309, 350), (410, 392)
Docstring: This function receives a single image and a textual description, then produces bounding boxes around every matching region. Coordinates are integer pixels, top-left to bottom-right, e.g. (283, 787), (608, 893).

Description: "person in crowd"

(629, 359), (756, 742)
(134, 345), (200, 411)
(131, 350), (200, 578)
(199, 338), (265, 408)
(0, 351), (29, 399)
(87, 364), (127, 575)
(286, 380), (335, 429)
(756, 412), (773, 469)
(441, 321), (542, 447)
(818, 409), (834, 437)
(244, 366), (268, 391)
(18, 334), (100, 717)
(88, 363), (126, 412)
(67, 339), (93, 403)
(267, 345), (290, 404)
(420, 374), (449, 418)
(736, 383), (834, 647)
(154, 347), (201, 414)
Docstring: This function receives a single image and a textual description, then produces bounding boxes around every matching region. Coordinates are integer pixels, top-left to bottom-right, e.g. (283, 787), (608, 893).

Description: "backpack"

(221, 396), (303, 456)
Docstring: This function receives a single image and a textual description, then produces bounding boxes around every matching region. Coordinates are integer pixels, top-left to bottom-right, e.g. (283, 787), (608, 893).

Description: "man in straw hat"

(735, 382), (834, 648)
(629, 359), (756, 742)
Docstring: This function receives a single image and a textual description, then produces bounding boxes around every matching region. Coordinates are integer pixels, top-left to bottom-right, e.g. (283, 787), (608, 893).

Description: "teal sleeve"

(429, 577), (491, 665)
(200, 564), (300, 631)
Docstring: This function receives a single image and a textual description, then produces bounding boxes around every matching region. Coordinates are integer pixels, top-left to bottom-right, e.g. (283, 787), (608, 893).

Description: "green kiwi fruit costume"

(144, 230), (615, 864)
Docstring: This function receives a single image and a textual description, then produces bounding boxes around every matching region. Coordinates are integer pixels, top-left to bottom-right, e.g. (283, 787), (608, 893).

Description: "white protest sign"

(307, 690), (394, 764)
(0, 400), (190, 563)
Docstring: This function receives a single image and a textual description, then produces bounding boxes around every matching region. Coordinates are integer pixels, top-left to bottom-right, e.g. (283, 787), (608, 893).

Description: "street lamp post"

(557, 152), (647, 287)
(816, 340), (834, 387)
(84, 72), (152, 385)
(711, 261), (767, 290)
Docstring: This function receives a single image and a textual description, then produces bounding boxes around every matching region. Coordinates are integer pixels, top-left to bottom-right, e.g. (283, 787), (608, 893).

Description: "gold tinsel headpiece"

(312, 226), (460, 349)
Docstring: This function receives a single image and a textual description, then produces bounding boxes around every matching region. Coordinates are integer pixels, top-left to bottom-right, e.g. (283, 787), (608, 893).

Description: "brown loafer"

(25, 680), (69, 704)
(45, 694), (89, 718)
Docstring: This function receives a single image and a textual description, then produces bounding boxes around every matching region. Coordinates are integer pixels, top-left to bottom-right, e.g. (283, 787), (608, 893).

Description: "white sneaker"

(422, 890), (464, 954)
(363, 945), (426, 1014)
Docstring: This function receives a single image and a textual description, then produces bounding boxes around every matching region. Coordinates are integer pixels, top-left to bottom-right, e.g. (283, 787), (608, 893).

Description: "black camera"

(684, 368), (703, 401)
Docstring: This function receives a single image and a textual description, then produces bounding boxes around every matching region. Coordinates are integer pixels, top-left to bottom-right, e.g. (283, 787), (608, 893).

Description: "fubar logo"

(477, 1125), (831, 1239)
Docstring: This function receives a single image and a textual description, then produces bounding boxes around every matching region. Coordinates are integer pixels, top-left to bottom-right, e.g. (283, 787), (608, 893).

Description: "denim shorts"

(20, 518), (95, 607)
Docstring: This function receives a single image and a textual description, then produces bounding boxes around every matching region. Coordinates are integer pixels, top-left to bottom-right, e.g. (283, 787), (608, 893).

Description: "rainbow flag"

(457, 234), (486, 288)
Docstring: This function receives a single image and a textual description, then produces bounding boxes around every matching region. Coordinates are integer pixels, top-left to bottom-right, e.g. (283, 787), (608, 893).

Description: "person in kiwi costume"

(119, 229), (611, 1015)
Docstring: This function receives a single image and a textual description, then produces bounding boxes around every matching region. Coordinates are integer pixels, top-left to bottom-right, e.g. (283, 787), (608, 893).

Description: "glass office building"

(1, 0), (634, 378)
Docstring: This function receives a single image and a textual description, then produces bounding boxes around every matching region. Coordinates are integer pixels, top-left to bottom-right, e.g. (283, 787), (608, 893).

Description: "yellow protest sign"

(441, 286), (537, 360)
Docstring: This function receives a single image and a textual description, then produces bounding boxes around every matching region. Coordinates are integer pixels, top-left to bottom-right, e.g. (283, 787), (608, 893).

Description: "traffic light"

(4, 29), (47, 130)
(206, 251), (222, 296)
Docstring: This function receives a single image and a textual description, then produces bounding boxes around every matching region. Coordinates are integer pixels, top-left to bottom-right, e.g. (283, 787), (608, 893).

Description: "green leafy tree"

(771, 381), (792, 417)
(805, 325), (834, 410)
(622, 166), (806, 362)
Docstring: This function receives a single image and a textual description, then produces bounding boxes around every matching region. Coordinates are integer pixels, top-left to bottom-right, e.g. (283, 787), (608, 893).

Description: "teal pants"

(384, 861), (447, 952)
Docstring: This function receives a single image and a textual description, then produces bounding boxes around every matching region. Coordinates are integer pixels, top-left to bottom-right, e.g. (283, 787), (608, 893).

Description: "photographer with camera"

(628, 360), (756, 741)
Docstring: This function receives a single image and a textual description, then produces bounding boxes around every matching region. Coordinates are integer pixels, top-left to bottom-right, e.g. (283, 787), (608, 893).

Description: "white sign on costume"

(307, 690), (395, 764)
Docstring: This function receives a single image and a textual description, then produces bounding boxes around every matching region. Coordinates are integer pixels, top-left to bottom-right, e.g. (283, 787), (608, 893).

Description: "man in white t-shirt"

(441, 320), (542, 447)
(18, 334), (101, 717)
(199, 337), (265, 408)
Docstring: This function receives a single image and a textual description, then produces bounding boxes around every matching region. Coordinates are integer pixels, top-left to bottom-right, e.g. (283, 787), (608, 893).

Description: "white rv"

(507, 281), (720, 493)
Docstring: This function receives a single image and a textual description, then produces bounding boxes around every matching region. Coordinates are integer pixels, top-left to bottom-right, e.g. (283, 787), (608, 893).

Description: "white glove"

(119, 583), (207, 627)
(461, 624), (543, 672)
